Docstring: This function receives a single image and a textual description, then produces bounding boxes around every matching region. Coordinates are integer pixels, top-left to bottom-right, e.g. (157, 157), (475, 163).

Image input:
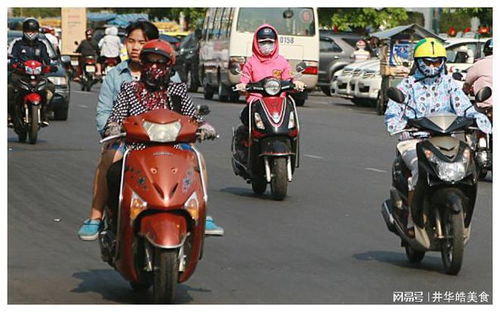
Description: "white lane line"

(365, 168), (387, 173)
(304, 154), (324, 159)
(78, 105), (89, 108)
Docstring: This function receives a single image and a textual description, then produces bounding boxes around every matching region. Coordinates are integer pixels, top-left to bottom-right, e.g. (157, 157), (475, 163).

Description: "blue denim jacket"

(96, 60), (133, 136)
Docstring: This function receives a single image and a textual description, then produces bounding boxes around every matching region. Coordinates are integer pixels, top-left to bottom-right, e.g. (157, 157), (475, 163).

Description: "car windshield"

(236, 8), (315, 36)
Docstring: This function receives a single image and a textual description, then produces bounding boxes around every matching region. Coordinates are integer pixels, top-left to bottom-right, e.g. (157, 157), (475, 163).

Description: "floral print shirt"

(384, 71), (492, 136)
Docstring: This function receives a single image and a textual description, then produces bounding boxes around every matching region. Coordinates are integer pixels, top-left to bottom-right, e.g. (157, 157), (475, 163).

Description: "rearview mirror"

(387, 87), (405, 104)
(230, 63), (241, 75)
(197, 105), (210, 116)
(452, 72), (463, 81)
(295, 62), (306, 73)
(475, 86), (492, 103)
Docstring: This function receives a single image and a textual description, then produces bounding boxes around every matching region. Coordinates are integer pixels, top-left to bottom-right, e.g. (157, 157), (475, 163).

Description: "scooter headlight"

(130, 191), (148, 221)
(424, 148), (470, 182)
(184, 192), (200, 222)
(264, 79), (281, 96)
(254, 112), (265, 130)
(143, 120), (181, 142)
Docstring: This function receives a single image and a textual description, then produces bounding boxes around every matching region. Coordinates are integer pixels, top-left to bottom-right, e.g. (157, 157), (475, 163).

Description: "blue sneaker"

(205, 216), (224, 236)
(78, 219), (103, 241)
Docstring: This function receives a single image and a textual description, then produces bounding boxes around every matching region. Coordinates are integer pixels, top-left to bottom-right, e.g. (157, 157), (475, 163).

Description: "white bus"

(198, 7), (319, 106)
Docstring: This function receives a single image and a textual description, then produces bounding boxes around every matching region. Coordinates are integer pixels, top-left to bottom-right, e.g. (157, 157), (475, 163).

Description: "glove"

(198, 122), (217, 141)
(235, 83), (247, 92)
(293, 80), (305, 92)
(104, 122), (122, 137)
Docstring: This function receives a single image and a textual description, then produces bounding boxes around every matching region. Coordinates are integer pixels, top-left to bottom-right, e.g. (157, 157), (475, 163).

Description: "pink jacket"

(465, 55), (493, 108)
(240, 24), (292, 103)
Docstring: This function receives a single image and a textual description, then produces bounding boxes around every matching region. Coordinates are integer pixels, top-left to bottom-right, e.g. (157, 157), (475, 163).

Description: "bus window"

(236, 8), (315, 36)
(209, 8), (223, 40)
(220, 8), (233, 39)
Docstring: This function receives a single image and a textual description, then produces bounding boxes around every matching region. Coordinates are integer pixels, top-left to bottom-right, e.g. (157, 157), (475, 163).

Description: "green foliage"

(442, 8), (492, 27)
(11, 8), (60, 18)
(319, 8), (408, 33)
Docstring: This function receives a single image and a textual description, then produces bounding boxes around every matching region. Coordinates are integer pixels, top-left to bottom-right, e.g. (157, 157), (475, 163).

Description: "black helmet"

(22, 18), (40, 43)
(256, 27), (277, 42)
(23, 18), (40, 33)
(483, 39), (493, 56)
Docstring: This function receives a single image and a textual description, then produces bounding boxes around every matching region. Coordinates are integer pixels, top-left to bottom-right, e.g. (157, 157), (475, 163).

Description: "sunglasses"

(422, 58), (443, 67)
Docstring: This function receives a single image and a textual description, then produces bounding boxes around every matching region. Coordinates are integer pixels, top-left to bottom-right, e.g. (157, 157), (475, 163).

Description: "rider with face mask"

(8, 18), (55, 127)
(384, 38), (491, 237)
(234, 24), (304, 163)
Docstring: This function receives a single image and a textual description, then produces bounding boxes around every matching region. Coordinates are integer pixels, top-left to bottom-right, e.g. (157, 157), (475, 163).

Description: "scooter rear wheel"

(153, 248), (179, 303)
(404, 245), (425, 263)
(251, 175), (267, 195)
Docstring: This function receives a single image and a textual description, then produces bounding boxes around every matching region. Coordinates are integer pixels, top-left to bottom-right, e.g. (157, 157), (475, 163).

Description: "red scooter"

(79, 56), (99, 92)
(9, 60), (56, 144)
(102, 56), (120, 77)
(99, 107), (213, 303)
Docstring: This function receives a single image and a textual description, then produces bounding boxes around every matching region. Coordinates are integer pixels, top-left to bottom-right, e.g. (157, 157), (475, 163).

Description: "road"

(8, 82), (492, 304)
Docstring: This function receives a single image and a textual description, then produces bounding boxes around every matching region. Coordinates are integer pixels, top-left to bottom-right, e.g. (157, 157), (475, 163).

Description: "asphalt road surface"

(8, 82), (492, 304)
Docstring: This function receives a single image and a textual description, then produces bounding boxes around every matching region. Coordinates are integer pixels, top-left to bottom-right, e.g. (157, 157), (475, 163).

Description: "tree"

(319, 8), (408, 34)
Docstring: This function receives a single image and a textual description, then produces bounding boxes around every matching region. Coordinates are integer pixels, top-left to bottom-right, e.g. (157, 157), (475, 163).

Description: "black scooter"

(381, 86), (492, 275)
(230, 63), (305, 200)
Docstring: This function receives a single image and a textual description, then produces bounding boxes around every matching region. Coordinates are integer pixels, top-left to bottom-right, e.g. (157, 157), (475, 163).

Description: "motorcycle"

(381, 86), (492, 275)
(98, 106), (214, 303)
(102, 56), (120, 77)
(229, 63), (305, 200)
(452, 71), (493, 179)
(9, 60), (56, 144)
(79, 56), (99, 92)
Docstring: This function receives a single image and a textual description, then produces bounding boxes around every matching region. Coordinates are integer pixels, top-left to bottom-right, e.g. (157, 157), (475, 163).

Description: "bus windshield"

(236, 8), (315, 37)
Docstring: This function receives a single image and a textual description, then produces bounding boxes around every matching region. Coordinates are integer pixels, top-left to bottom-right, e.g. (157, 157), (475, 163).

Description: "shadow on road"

(353, 250), (444, 273)
(219, 186), (272, 200)
(71, 269), (207, 303)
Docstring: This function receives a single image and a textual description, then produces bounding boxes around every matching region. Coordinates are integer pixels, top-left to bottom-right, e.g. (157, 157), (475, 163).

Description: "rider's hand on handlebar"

(235, 83), (247, 92)
(293, 81), (305, 92)
(198, 122), (217, 141)
(104, 122), (122, 137)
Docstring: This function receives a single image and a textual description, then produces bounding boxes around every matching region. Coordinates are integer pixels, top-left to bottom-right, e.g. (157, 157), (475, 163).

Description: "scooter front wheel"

(270, 157), (288, 200)
(153, 248), (179, 303)
(441, 210), (465, 275)
(404, 245), (425, 263)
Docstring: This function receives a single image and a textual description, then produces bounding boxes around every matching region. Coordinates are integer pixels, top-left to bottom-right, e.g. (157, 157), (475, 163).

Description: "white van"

(198, 7), (319, 106)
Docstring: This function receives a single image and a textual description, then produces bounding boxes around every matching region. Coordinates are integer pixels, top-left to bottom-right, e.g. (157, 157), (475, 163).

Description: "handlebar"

(99, 132), (220, 144)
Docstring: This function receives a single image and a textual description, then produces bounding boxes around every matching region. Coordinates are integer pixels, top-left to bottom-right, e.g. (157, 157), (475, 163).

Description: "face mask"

(258, 42), (274, 55)
(141, 62), (171, 89)
(24, 32), (38, 41)
(416, 58), (444, 78)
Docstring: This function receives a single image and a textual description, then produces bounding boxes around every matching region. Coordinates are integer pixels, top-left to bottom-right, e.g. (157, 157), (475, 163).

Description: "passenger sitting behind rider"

(384, 38), (491, 237)
(233, 24), (304, 163)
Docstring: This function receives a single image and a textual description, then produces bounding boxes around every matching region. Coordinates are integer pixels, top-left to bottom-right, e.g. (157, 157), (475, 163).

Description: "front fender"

(260, 138), (292, 156)
(139, 212), (188, 248)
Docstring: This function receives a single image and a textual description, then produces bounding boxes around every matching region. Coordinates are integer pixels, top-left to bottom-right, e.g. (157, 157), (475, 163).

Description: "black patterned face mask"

(141, 62), (172, 90)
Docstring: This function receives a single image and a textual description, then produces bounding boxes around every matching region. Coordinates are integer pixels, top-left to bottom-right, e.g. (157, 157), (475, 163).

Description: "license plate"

(86, 65), (95, 73)
(71, 60), (79, 66)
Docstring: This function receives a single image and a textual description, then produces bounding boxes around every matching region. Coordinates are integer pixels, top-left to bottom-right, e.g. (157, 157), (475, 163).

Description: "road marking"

(78, 105), (89, 108)
(72, 91), (94, 95)
(304, 154), (323, 159)
(365, 168), (387, 173)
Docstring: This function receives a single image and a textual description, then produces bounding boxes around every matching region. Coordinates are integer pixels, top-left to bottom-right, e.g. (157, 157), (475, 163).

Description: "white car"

(353, 66), (382, 106)
(445, 38), (490, 73)
(332, 59), (379, 98)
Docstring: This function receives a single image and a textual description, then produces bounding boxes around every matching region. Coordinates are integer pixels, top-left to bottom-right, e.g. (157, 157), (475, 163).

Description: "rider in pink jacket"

(233, 24), (304, 164)
(236, 24), (304, 103)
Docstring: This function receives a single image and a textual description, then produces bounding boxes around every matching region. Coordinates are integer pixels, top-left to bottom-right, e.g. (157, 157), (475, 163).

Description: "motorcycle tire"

(441, 209), (465, 275)
(251, 175), (267, 195)
(478, 168), (488, 180)
(404, 245), (425, 263)
(28, 105), (39, 145)
(130, 281), (151, 292)
(186, 68), (199, 92)
(153, 248), (178, 303)
(376, 91), (386, 115)
(270, 157), (288, 200)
